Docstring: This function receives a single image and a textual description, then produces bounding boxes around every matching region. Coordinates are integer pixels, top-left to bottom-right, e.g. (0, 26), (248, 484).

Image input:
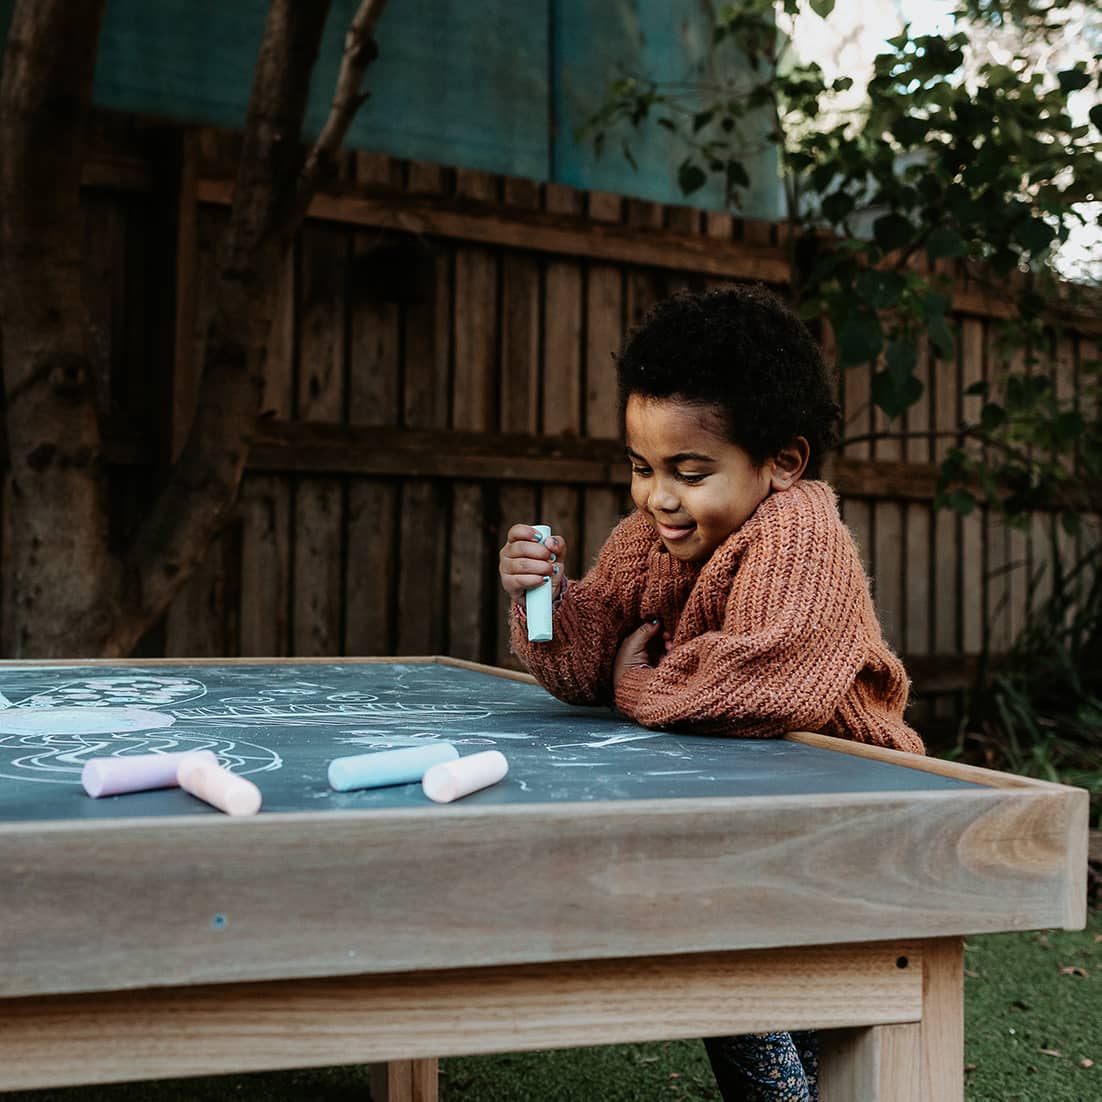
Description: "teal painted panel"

(322, 0), (548, 178)
(553, 0), (782, 218)
(2, 0), (783, 210)
(92, 0), (262, 127)
(85, 0), (549, 180)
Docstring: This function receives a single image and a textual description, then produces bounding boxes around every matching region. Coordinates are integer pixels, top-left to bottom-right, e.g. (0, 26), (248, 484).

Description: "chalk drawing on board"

(14, 676), (207, 709)
(0, 707), (176, 736)
(170, 699), (493, 726)
(0, 677), (284, 785)
(0, 729), (281, 785)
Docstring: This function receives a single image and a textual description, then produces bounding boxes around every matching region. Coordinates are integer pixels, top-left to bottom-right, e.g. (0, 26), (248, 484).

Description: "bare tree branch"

(124, 0), (385, 648)
(297, 0), (390, 215)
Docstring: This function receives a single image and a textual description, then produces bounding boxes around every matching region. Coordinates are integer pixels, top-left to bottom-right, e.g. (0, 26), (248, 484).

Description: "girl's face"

(625, 395), (802, 563)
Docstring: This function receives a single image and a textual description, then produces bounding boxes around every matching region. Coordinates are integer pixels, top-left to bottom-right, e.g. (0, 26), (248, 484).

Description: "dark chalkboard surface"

(0, 662), (979, 821)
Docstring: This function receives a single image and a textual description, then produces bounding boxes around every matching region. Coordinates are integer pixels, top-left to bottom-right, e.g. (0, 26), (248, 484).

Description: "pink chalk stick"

(82, 750), (218, 798)
(422, 750), (508, 804)
(177, 753), (262, 817)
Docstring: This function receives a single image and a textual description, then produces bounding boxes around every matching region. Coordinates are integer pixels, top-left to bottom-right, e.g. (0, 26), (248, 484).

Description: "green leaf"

(820, 191), (855, 224)
(1014, 217), (1055, 254)
(677, 160), (707, 195)
(885, 340), (917, 376)
(872, 360), (923, 419)
(945, 488), (977, 516)
(873, 213), (913, 253)
(836, 316), (884, 367)
(927, 313), (954, 359)
(980, 402), (1007, 431)
(891, 115), (929, 146)
(725, 159), (750, 190)
(1057, 69), (1091, 94)
(855, 269), (905, 310)
(926, 226), (967, 262)
(1090, 104), (1102, 131)
(871, 340), (922, 419)
(810, 0), (835, 16)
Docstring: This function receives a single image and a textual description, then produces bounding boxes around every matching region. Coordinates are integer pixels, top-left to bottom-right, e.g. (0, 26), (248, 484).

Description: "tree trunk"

(0, 0), (119, 656)
(0, 0), (388, 657)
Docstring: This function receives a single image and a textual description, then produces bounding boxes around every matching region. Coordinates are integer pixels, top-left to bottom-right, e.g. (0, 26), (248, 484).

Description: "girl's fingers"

(503, 557), (556, 578)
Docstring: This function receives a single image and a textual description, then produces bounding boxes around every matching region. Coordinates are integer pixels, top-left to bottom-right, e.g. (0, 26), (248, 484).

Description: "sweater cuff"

(614, 664), (656, 718)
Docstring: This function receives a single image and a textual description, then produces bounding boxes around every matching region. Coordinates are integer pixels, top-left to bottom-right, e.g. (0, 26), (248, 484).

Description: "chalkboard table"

(0, 656), (1087, 1102)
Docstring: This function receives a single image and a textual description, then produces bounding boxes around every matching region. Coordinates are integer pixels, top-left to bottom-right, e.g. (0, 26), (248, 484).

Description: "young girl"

(498, 284), (923, 1102)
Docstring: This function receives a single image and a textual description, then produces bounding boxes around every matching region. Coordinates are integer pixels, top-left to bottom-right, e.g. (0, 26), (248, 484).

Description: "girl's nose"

(649, 478), (680, 514)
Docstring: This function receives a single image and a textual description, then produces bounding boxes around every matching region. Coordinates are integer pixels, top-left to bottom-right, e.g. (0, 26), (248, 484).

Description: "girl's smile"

(625, 395), (806, 562)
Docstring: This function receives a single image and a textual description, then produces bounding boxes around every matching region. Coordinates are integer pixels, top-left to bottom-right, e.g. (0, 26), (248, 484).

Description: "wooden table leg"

(819, 937), (963, 1102)
(369, 1058), (439, 1102)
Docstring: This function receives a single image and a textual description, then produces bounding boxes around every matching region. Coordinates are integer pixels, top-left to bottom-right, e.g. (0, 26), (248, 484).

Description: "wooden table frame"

(1, 656), (1088, 1102)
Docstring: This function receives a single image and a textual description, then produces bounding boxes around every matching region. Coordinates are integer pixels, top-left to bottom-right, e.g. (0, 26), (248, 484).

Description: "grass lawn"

(7, 909), (1099, 1102)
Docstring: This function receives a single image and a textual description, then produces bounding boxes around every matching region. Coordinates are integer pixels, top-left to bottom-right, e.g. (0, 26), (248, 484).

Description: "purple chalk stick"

(82, 750), (219, 798)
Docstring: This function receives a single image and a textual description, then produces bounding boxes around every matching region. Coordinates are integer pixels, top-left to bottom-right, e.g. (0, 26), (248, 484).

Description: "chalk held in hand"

(422, 750), (508, 804)
(525, 524), (554, 642)
(328, 742), (459, 791)
(82, 750), (218, 798)
(177, 753), (262, 817)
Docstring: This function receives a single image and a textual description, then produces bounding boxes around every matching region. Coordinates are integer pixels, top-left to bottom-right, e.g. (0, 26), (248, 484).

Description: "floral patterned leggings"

(703, 1030), (819, 1102)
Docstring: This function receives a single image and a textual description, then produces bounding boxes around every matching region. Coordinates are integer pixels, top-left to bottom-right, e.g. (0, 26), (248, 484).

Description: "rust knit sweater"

(511, 481), (924, 754)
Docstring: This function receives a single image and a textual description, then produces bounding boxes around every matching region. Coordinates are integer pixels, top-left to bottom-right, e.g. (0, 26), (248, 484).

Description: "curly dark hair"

(616, 285), (841, 479)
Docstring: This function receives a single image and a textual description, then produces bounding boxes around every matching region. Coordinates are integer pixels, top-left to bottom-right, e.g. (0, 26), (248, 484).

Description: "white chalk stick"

(82, 750), (217, 798)
(328, 743), (459, 791)
(525, 524), (553, 642)
(422, 750), (508, 804)
(177, 753), (262, 817)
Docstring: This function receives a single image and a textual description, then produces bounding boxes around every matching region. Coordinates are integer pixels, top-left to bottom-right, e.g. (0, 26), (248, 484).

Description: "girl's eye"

(677, 472), (706, 484)
(630, 465), (652, 477)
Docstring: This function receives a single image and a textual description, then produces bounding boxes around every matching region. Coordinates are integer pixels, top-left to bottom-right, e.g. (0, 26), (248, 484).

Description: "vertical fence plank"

(500, 178), (541, 436)
(397, 165), (451, 657)
(983, 326), (1013, 657)
(164, 206), (229, 657)
(239, 249), (296, 657)
(238, 475), (291, 656)
(624, 200), (664, 326)
(871, 348), (904, 652)
(1053, 331), (1079, 626)
(448, 169), (499, 661)
(540, 184), (585, 583)
(959, 318), (985, 656)
(837, 319), (873, 578)
(903, 334), (933, 729)
(583, 193), (627, 575)
(345, 207), (402, 656)
(1027, 335), (1055, 619)
(293, 224), (348, 657)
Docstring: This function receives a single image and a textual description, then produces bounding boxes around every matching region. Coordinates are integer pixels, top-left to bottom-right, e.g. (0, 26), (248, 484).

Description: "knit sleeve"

(510, 512), (651, 706)
(614, 489), (872, 737)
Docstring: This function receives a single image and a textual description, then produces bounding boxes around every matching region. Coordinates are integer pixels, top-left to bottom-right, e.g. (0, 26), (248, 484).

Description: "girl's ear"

(769, 436), (810, 490)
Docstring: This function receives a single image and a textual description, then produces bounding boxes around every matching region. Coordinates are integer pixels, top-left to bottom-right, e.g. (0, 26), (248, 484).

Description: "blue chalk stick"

(327, 743), (459, 792)
(526, 524), (553, 642)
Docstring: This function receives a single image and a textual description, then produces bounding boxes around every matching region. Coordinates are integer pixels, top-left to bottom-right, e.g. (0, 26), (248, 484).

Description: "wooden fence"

(59, 119), (1102, 737)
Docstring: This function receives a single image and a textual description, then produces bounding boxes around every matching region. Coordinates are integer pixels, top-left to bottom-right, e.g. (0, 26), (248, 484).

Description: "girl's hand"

(499, 524), (566, 602)
(613, 621), (673, 686)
